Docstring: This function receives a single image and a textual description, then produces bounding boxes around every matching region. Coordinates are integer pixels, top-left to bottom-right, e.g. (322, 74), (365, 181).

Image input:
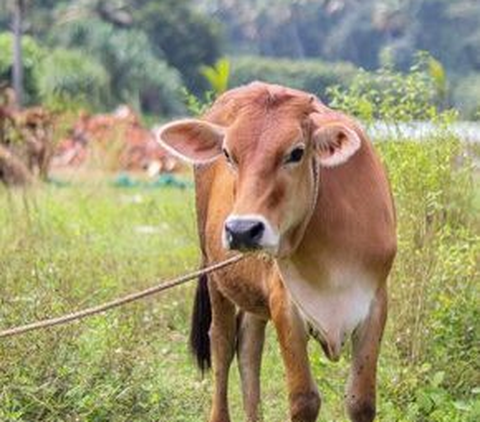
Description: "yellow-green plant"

(200, 58), (230, 95)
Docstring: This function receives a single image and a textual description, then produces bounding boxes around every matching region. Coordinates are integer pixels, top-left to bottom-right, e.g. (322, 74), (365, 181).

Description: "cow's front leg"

(270, 278), (320, 422)
(237, 311), (267, 422)
(209, 280), (237, 422)
(345, 286), (388, 422)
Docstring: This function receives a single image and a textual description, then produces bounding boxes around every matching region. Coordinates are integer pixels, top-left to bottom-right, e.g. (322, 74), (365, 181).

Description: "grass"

(0, 137), (479, 421)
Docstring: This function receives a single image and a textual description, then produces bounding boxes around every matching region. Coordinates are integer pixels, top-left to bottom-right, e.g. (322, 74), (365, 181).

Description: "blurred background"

(0, 2), (479, 422)
(1, 0), (480, 117)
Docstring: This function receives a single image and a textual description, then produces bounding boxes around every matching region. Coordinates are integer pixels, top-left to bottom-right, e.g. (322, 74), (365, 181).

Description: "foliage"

(50, 18), (185, 115)
(374, 135), (479, 421)
(196, 0), (480, 74)
(327, 54), (454, 125)
(37, 48), (108, 109)
(0, 32), (45, 103)
(182, 58), (230, 117)
(182, 88), (214, 117)
(230, 55), (357, 99)
(133, 0), (222, 94)
(200, 58), (230, 95)
(3, 1), (480, 117)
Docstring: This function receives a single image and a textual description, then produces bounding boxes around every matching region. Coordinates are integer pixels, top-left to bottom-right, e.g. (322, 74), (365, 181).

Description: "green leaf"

(200, 58), (230, 95)
(431, 371), (445, 388)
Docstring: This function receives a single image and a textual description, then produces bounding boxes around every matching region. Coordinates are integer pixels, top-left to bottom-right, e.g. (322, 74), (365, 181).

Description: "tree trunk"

(12, 0), (24, 109)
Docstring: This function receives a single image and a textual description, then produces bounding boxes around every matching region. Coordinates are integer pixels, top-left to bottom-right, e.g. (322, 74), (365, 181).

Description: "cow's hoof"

(290, 390), (321, 422)
(347, 399), (376, 422)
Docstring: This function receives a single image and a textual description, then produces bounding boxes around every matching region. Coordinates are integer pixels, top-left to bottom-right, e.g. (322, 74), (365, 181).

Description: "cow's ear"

(155, 119), (225, 164)
(311, 116), (361, 167)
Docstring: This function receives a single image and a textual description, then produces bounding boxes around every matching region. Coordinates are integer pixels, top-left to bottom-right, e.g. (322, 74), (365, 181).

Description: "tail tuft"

(189, 273), (212, 372)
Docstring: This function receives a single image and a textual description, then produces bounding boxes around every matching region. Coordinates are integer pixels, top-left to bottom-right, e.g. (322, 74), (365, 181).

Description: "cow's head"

(156, 83), (362, 256)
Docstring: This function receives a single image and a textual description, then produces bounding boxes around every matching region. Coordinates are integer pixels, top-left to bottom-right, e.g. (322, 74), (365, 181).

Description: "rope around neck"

(0, 254), (245, 339)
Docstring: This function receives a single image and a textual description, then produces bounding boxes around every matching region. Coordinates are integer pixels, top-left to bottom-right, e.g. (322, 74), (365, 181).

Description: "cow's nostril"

(225, 219), (265, 250)
(248, 221), (264, 241)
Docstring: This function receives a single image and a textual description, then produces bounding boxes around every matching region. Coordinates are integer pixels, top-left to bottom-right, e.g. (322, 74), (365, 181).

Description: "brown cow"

(157, 82), (396, 422)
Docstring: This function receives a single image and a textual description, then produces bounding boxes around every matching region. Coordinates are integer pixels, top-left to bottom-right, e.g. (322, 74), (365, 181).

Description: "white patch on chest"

(277, 260), (376, 361)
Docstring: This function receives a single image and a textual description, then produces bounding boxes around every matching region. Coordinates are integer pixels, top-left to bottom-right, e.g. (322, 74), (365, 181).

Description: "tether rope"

(0, 254), (245, 339)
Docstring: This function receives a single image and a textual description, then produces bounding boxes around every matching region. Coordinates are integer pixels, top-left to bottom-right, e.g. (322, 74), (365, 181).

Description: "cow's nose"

(224, 219), (265, 250)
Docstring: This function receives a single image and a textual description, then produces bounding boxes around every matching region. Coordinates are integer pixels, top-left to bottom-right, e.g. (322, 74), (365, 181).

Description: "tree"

(0, 32), (44, 105)
(50, 17), (184, 114)
(133, 0), (222, 93)
(12, 0), (26, 107)
(37, 48), (108, 109)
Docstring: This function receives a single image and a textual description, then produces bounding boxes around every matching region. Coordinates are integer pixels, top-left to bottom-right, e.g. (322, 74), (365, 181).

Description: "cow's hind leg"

(270, 279), (320, 422)
(209, 280), (237, 422)
(345, 286), (388, 422)
(237, 311), (267, 422)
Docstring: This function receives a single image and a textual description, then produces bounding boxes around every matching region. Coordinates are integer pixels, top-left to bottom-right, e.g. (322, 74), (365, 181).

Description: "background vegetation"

(2, 0), (480, 117)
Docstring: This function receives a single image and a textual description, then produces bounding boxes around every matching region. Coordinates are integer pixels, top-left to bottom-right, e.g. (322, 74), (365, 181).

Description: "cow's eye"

(284, 146), (305, 165)
(223, 148), (232, 162)
(223, 148), (236, 167)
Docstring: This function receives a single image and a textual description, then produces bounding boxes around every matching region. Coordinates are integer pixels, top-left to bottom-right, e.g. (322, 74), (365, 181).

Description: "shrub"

(37, 49), (108, 110)
(327, 53), (450, 124)
(376, 135), (479, 421)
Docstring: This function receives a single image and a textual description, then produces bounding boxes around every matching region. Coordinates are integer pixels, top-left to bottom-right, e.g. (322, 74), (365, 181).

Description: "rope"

(0, 254), (245, 339)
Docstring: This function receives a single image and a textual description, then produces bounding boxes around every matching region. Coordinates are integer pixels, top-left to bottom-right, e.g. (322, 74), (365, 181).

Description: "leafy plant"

(181, 87), (214, 117)
(327, 53), (453, 126)
(200, 58), (230, 95)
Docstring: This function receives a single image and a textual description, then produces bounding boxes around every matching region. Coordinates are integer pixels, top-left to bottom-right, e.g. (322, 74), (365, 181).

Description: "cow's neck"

(275, 158), (376, 361)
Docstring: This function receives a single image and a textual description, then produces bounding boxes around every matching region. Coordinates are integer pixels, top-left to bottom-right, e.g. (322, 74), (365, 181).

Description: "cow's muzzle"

(222, 215), (280, 253)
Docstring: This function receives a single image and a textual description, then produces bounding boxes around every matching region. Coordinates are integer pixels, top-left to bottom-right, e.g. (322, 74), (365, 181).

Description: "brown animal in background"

(16, 107), (54, 178)
(55, 106), (178, 173)
(157, 82), (396, 422)
(0, 87), (53, 183)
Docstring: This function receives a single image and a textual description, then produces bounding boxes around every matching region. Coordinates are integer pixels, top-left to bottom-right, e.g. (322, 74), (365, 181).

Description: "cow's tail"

(189, 272), (212, 372)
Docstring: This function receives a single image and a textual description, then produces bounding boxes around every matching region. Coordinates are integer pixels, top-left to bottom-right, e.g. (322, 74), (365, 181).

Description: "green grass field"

(1, 137), (479, 421)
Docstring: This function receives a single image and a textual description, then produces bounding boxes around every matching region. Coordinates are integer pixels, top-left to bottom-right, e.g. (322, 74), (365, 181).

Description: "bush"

(229, 55), (357, 98)
(376, 135), (479, 421)
(37, 49), (108, 110)
(327, 54), (450, 124)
